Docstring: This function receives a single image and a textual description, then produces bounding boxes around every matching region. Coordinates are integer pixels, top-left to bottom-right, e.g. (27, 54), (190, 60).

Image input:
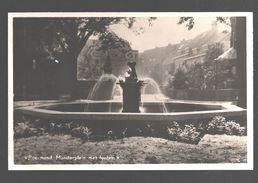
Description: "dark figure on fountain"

(127, 61), (137, 80)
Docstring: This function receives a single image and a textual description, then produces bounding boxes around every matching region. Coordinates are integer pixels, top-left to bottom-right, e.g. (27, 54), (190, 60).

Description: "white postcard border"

(8, 12), (253, 170)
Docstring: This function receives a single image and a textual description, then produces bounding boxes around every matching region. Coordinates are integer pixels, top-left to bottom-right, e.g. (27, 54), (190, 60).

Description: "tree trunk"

(67, 53), (79, 100)
(234, 17), (247, 108)
(68, 35), (93, 99)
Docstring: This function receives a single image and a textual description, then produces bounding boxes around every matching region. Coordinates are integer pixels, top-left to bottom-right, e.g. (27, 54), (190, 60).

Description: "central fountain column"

(118, 62), (144, 113)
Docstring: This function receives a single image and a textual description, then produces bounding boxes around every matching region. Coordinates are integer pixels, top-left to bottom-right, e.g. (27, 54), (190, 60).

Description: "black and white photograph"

(8, 12), (253, 170)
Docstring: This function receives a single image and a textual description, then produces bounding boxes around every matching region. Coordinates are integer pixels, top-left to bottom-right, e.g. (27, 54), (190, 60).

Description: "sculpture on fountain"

(118, 61), (144, 113)
(127, 61), (137, 80)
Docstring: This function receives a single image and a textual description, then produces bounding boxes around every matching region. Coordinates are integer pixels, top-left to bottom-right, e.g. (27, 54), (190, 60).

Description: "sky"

(109, 17), (230, 52)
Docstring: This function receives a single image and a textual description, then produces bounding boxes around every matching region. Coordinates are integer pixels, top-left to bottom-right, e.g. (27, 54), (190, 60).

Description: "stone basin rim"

(16, 100), (246, 122)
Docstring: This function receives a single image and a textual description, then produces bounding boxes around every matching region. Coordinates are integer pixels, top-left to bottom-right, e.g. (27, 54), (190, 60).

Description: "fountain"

(118, 62), (144, 113)
(17, 60), (246, 123)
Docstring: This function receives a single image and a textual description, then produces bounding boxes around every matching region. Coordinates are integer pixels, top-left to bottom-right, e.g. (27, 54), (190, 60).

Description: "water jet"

(17, 61), (246, 124)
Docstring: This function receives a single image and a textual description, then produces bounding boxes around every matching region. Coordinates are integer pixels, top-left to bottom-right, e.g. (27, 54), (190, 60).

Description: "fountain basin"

(17, 99), (246, 122)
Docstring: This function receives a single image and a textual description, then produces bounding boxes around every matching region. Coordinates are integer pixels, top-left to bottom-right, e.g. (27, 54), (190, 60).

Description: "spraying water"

(142, 77), (168, 113)
(85, 74), (122, 112)
(84, 75), (168, 113)
(142, 77), (163, 95)
(87, 74), (118, 100)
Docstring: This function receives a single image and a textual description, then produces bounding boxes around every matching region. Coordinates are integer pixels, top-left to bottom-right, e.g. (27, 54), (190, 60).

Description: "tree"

(173, 68), (188, 89)
(184, 43), (224, 90)
(206, 43), (224, 61)
(15, 17), (156, 99)
(178, 17), (246, 108)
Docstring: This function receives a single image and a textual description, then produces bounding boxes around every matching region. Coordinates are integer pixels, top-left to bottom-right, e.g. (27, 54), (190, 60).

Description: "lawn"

(14, 134), (247, 164)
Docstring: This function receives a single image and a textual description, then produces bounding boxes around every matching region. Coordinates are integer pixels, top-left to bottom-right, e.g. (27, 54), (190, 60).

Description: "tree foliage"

(205, 43), (224, 61)
(173, 68), (188, 89)
(178, 16), (246, 107)
(22, 17), (157, 62)
(178, 16), (230, 30)
(18, 17), (159, 67)
(172, 43), (224, 90)
(177, 17), (195, 30)
(17, 17), (156, 98)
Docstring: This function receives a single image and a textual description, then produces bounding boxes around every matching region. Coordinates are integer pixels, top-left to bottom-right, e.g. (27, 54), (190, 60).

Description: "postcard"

(8, 12), (253, 170)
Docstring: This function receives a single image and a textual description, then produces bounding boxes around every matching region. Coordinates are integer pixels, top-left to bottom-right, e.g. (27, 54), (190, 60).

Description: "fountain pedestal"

(118, 62), (144, 113)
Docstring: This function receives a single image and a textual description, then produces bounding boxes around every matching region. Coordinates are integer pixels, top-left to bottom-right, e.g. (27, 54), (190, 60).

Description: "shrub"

(206, 116), (246, 136)
(49, 122), (73, 134)
(224, 120), (247, 136)
(180, 124), (203, 144)
(14, 122), (44, 138)
(14, 114), (246, 143)
(206, 116), (227, 134)
(144, 124), (156, 136)
(71, 126), (92, 140)
(106, 130), (116, 140)
(167, 122), (204, 144)
(167, 121), (182, 140)
(121, 127), (128, 137)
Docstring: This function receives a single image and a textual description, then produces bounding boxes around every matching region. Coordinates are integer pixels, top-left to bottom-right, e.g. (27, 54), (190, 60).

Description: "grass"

(14, 134), (247, 164)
